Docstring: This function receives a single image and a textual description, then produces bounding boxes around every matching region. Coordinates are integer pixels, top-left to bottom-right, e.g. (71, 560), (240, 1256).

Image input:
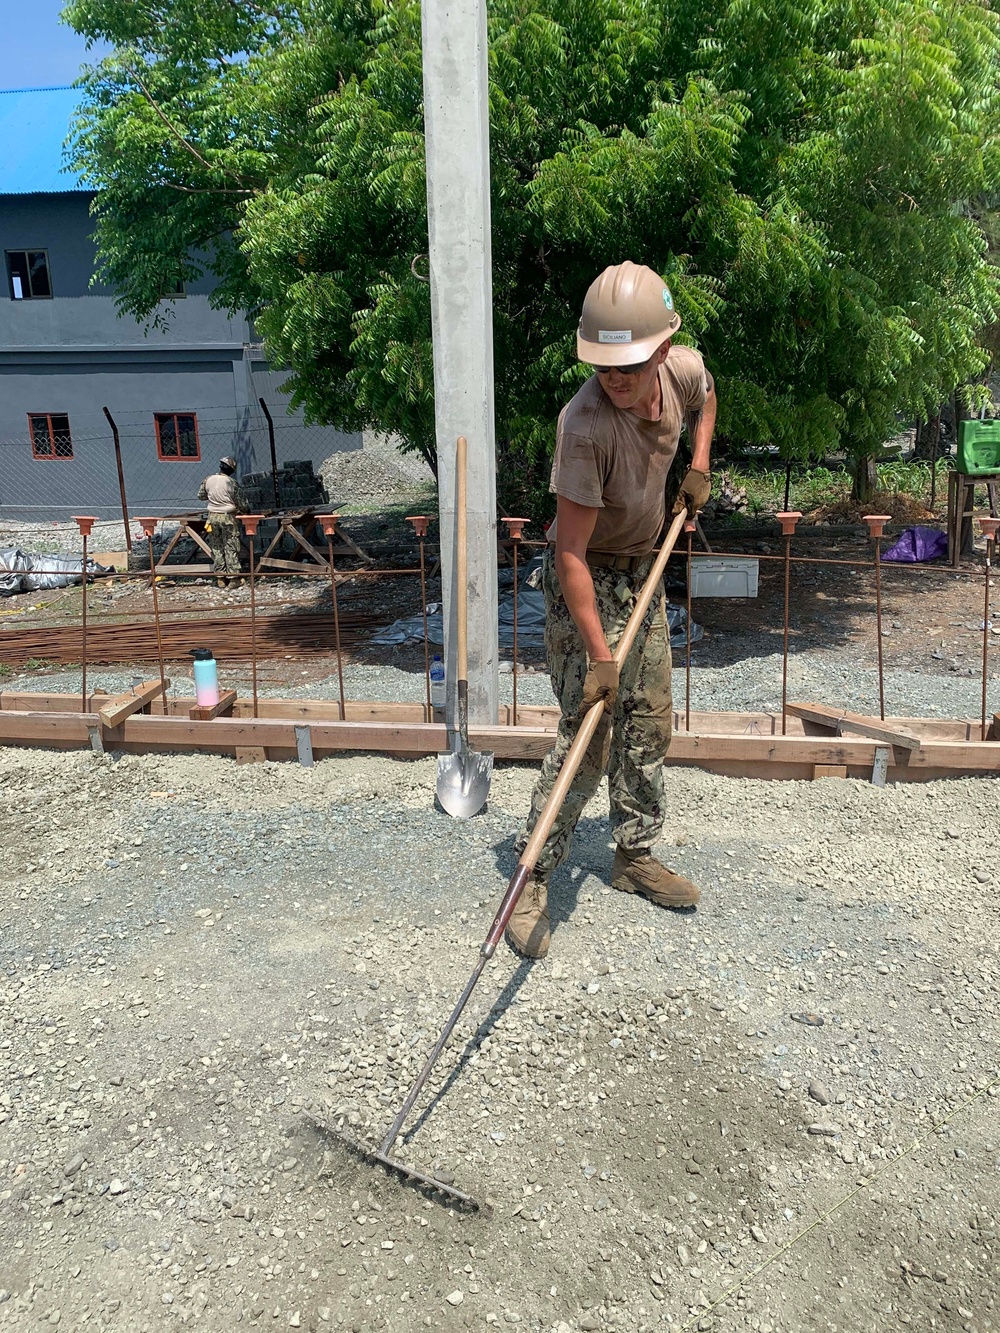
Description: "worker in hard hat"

(507, 261), (716, 959)
(198, 455), (246, 587)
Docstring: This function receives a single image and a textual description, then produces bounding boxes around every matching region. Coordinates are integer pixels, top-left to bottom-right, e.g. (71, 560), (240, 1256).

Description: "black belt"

(585, 552), (652, 572)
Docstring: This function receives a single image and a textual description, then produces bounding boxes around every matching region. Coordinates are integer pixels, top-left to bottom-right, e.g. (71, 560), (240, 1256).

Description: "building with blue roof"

(0, 86), (357, 521)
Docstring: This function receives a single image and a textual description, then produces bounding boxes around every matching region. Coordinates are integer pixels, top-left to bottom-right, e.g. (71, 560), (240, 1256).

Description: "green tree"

(66, 0), (1000, 510)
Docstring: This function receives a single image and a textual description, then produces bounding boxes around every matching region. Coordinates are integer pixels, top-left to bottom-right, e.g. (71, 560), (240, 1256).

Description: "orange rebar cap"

(775, 511), (802, 537)
(863, 514), (892, 539)
(318, 514), (341, 538)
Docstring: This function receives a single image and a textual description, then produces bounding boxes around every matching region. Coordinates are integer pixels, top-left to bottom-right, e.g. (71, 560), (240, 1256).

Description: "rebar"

(502, 519), (529, 726)
(138, 518), (168, 700)
(321, 518), (347, 721)
(775, 513), (801, 735)
(240, 515), (264, 719)
(863, 516), (891, 721)
(685, 519), (695, 731)
(407, 517), (432, 717)
(979, 518), (999, 739)
(80, 533), (89, 713)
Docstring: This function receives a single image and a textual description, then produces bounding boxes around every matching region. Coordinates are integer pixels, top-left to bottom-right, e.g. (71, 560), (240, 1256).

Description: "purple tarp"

(880, 525), (948, 563)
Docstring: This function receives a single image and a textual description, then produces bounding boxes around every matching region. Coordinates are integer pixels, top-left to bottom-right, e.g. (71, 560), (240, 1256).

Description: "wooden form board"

(0, 690), (990, 742)
(787, 701), (922, 750)
(189, 688), (238, 721)
(0, 698), (997, 779)
(97, 678), (169, 729)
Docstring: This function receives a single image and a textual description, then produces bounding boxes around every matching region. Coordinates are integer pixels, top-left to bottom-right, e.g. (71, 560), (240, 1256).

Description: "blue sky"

(0, 0), (110, 92)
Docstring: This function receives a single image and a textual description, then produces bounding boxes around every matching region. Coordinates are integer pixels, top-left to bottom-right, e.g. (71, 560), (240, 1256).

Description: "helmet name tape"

(598, 329), (633, 344)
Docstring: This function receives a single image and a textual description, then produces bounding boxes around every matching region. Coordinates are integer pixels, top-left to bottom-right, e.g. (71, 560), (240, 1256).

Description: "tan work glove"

(580, 659), (620, 716)
(673, 467), (712, 516)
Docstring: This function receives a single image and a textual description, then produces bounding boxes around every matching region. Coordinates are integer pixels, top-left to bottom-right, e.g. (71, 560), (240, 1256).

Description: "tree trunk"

(851, 454), (878, 504)
(914, 411), (942, 461)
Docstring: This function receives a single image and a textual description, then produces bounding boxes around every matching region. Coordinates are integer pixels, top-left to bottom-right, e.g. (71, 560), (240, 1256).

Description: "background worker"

(198, 455), (246, 587)
(507, 261), (717, 960)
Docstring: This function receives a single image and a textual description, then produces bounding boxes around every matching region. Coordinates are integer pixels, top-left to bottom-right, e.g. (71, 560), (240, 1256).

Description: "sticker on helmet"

(662, 288), (674, 310)
(598, 330), (633, 344)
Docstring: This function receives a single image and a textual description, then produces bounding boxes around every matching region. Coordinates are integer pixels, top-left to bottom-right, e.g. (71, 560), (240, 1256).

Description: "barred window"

(28, 413), (73, 459)
(155, 413), (200, 460)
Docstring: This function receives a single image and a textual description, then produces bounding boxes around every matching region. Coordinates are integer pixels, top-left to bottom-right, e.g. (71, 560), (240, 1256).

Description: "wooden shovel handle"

(455, 435), (468, 682)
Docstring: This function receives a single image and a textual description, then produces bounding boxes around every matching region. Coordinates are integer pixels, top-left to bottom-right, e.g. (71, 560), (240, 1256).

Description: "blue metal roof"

(0, 86), (88, 194)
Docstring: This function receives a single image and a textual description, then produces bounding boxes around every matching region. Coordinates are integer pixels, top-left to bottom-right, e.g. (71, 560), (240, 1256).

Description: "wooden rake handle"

(483, 507), (689, 956)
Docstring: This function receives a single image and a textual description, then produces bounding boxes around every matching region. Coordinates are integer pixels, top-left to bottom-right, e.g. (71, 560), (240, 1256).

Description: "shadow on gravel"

(401, 954), (535, 1147)
(401, 816), (614, 1144)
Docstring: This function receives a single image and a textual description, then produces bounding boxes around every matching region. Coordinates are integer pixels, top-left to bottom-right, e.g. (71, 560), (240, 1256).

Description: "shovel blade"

(436, 749), (493, 819)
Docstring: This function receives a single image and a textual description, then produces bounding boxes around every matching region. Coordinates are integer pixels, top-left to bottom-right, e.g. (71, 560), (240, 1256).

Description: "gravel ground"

(1, 739), (998, 1333)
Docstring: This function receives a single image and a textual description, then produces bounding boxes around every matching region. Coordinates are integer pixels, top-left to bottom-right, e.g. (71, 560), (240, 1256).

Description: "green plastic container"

(956, 418), (1000, 475)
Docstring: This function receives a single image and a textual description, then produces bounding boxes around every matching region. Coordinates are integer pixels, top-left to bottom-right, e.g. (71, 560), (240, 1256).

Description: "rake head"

(304, 1108), (491, 1217)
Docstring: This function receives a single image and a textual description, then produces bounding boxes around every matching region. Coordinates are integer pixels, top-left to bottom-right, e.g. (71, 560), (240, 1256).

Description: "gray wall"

(0, 193), (359, 518)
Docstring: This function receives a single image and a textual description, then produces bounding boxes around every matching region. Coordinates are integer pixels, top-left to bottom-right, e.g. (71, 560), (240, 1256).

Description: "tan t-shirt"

(199, 473), (240, 514)
(548, 345), (709, 556)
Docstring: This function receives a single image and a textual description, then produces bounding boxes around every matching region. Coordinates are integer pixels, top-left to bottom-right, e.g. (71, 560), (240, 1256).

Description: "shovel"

(436, 435), (493, 818)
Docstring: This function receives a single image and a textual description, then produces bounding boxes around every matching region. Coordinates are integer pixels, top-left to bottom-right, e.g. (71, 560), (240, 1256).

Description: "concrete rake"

(309, 510), (690, 1214)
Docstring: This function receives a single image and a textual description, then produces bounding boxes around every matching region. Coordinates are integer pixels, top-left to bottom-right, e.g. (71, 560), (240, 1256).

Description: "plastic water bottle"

(429, 654), (446, 709)
(190, 647), (220, 708)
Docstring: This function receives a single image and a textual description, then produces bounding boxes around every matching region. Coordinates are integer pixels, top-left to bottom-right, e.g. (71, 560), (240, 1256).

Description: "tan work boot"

(505, 874), (550, 959)
(611, 846), (700, 909)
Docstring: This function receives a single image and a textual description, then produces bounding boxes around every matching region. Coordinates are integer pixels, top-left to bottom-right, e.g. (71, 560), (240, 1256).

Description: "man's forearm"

(555, 550), (612, 661)
(690, 389), (717, 472)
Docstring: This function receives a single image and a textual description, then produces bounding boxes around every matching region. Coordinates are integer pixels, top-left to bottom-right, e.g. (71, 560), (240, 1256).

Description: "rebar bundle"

(0, 612), (379, 666)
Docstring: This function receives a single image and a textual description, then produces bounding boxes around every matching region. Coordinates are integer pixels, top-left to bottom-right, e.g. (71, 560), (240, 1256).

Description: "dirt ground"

(0, 744), (998, 1333)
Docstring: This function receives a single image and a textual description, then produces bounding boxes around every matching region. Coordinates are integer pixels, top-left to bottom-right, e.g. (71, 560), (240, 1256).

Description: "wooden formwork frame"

(0, 691), (997, 780)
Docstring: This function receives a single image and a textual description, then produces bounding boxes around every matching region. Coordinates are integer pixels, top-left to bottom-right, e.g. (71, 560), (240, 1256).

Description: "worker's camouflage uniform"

(198, 470), (246, 580)
(514, 547), (672, 878)
(206, 513), (243, 579)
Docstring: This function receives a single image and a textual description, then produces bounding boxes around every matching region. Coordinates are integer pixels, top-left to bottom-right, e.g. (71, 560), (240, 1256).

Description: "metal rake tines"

(303, 1107), (489, 1216)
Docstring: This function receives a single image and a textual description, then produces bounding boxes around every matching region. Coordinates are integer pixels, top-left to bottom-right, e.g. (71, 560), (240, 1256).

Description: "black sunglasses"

(593, 357), (652, 375)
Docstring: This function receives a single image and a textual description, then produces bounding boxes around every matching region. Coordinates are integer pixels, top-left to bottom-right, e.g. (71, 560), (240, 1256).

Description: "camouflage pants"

(515, 547), (673, 878)
(207, 513), (242, 577)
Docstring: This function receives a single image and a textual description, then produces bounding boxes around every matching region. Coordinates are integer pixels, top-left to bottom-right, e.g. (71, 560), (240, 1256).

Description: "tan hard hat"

(576, 261), (681, 366)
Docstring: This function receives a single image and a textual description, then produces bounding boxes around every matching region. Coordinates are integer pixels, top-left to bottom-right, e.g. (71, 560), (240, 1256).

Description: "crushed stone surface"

(0, 745), (998, 1332)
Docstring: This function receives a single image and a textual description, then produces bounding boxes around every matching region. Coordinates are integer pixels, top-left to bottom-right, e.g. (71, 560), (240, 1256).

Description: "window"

(155, 412), (200, 460)
(7, 250), (52, 300)
(29, 414), (73, 459)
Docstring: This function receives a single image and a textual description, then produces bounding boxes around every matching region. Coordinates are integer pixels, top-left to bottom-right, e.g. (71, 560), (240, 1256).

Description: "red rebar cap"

(775, 511), (802, 537)
(863, 514), (892, 539)
(317, 513), (341, 538)
(684, 518), (697, 534)
(980, 515), (1000, 540)
(406, 515), (431, 538)
(72, 515), (98, 537)
(239, 513), (265, 536)
(135, 516), (159, 537)
(503, 517), (529, 540)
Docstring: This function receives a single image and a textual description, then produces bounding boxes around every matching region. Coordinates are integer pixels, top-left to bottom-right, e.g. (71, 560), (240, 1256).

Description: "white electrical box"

(689, 555), (759, 598)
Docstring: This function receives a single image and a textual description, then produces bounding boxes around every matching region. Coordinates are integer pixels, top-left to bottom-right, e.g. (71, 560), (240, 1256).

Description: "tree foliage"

(66, 0), (1000, 509)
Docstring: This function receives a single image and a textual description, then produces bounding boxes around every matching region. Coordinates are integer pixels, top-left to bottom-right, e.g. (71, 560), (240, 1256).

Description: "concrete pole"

(422, 0), (499, 727)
